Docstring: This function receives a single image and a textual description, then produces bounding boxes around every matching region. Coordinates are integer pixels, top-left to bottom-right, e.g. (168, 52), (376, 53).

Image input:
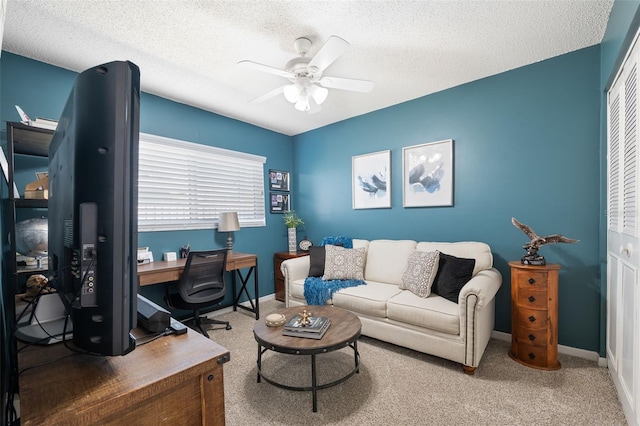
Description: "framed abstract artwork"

(352, 150), (391, 209)
(402, 139), (453, 207)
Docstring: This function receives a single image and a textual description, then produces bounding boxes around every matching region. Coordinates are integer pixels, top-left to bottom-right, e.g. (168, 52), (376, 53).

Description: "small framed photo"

(402, 139), (453, 208)
(269, 169), (290, 192)
(270, 192), (290, 213)
(352, 150), (391, 209)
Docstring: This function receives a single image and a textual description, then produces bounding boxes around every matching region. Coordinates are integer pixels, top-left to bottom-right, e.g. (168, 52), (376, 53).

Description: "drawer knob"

(528, 296), (536, 303)
(528, 352), (536, 360)
(528, 278), (536, 284)
(528, 315), (536, 322)
(528, 334), (536, 341)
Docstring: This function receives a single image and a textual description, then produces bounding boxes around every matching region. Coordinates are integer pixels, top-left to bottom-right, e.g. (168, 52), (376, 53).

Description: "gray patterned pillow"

(322, 245), (366, 280)
(400, 250), (440, 298)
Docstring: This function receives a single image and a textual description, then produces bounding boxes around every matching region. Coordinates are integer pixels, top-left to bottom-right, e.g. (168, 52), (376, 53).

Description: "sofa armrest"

(280, 256), (311, 305)
(458, 267), (502, 309)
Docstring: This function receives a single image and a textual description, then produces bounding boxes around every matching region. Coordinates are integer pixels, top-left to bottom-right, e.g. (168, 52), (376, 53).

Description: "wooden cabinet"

(274, 251), (309, 302)
(508, 261), (561, 370)
(19, 328), (229, 425)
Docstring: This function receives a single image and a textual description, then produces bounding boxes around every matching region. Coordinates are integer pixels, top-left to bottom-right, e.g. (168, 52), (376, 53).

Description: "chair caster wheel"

(226, 325), (232, 330)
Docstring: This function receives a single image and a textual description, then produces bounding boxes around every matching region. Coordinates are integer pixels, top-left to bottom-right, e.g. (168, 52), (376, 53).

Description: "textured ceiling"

(2, 0), (613, 136)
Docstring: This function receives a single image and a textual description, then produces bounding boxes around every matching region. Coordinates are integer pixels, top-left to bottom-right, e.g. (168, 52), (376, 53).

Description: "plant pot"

(288, 228), (297, 254)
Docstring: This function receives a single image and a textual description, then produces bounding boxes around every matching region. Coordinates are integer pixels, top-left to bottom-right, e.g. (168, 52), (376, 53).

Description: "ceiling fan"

(238, 35), (374, 113)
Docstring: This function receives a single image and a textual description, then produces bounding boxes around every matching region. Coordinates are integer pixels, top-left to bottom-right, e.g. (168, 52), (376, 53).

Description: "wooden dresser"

(274, 251), (309, 302)
(508, 261), (561, 370)
(19, 328), (230, 425)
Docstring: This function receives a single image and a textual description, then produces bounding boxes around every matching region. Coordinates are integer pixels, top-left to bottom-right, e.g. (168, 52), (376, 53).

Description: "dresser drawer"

(514, 327), (548, 347)
(515, 270), (548, 291)
(516, 288), (548, 309)
(513, 342), (549, 368)
(515, 306), (548, 329)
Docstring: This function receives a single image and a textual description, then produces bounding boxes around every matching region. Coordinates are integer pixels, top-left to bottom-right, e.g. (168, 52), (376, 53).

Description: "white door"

(607, 31), (640, 426)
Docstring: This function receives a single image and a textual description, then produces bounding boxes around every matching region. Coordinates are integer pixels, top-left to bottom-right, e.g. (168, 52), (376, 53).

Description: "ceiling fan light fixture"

(309, 84), (328, 105)
(295, 89), (310, 111)
(283, 84), (299, 103)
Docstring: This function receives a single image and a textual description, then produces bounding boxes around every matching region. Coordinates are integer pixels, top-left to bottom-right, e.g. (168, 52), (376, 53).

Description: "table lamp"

(218, 212), (240, 252)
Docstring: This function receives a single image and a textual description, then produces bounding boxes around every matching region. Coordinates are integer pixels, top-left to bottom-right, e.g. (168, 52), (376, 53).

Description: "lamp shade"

(218, 212), (240, 232)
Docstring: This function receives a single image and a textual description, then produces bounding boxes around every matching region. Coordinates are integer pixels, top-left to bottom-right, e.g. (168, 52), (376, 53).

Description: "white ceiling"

(2, 1), (613, 136)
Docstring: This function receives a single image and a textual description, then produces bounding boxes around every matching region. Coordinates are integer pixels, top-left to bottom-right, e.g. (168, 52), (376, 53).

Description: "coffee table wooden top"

(253, 305), (361, 355)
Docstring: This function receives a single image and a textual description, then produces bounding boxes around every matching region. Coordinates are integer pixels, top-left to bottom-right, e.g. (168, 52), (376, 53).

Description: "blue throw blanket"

(320, 236), (353, 248)
(303, 276), (366, 305)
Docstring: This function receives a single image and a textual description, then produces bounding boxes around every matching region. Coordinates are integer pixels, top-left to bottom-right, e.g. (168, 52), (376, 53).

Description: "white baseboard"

(491, 330), (606, 366)
(210, 293), (277, 317)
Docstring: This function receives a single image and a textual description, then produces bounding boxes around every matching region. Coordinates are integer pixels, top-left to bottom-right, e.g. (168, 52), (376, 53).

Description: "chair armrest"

(458, 268), (502, 309)
(280, 256), (311, 305)
(280, 256), (311, 282)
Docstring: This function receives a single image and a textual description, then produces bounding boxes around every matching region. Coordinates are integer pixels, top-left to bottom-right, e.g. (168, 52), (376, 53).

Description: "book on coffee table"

(283, 314), (330, 332)
(282, 317), (331, 339)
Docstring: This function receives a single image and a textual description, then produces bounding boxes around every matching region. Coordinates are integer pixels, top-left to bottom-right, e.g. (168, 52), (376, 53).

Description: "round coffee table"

(253, 305), (361, 412)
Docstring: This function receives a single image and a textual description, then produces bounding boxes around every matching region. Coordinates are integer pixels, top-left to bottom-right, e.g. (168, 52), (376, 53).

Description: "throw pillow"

(308, 246), (326, 277)
(400, 250), (440, 298)
(432, 253), (476, 303)
(322, 245), (366, 281)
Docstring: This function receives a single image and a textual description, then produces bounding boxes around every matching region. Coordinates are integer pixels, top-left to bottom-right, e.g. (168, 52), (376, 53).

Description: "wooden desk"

(137, 252), (260, 319)
(19, 329), (230, 425)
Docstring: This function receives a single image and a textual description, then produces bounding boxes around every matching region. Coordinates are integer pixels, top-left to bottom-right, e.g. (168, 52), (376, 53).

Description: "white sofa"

(281, 239), (502, 374)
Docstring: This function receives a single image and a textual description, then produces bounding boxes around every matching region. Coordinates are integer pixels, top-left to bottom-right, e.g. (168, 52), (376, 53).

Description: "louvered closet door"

(607, 32), (640, 426)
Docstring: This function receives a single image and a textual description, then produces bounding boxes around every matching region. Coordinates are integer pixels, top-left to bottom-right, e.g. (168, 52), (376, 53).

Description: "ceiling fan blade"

(308, 35), (349, 72)
(249, 85), (285, 103)
(238, 60), (294, 79)
(319, 76), (374, 93)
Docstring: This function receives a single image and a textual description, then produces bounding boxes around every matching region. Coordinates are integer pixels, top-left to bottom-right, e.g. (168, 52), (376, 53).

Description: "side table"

(273, 251), (309, 302)
(508, 261), (561, 370)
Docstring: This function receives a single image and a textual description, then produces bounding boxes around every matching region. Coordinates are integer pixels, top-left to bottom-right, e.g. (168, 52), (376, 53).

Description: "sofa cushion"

(400, 250), (440, 298)
(322, 245), (366, 280)
(432, 253), (475, 303)
(387, 290), (460, 335)
(416, 241), (492, 276)
(364, 240), (417, 285)
(332, 281), (402, 318)
(308, 246), (326, 277)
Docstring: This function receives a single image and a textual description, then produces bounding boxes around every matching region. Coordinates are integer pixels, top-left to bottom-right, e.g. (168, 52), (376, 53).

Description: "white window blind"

(138, 133), (266, 232)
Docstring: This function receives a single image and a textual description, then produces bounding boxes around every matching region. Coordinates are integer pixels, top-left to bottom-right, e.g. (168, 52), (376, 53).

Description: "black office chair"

(165, 249), (232, 337)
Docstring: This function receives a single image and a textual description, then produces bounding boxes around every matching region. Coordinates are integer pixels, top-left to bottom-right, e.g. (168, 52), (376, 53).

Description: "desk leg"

(231, 265), (260, 320)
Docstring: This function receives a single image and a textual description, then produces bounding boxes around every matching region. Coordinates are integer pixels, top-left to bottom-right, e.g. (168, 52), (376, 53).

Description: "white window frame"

(138, 133), (266, 232)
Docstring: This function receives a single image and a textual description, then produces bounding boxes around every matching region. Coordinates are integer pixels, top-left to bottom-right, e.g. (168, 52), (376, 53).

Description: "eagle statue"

(511, 217), (579, 265)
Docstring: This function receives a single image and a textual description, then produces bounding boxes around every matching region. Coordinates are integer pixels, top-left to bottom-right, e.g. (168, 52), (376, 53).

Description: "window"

(138, 133), (266, 232)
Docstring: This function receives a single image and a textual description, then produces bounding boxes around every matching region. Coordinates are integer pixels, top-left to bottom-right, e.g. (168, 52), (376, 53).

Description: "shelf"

(14, 199), (47, 209)
(7, 121), (53, 157)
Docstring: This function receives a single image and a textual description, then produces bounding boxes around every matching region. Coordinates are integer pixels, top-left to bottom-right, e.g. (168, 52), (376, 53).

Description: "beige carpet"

(206, 299), (626, 425)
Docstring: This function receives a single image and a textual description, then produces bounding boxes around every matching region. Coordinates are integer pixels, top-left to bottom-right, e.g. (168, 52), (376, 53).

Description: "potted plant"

(283, 211), (304, 253)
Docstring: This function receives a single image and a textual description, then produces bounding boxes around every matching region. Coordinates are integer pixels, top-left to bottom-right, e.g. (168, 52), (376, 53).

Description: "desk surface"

(138, 251), (257, 286)
(19, 329), (229, 425)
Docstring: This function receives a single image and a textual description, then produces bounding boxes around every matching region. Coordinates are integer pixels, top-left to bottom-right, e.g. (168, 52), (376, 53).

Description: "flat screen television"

(47, 60), (140, 356)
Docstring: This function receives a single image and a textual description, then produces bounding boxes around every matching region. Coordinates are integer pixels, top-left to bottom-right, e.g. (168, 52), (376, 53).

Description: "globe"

(15, 217), (48, 258)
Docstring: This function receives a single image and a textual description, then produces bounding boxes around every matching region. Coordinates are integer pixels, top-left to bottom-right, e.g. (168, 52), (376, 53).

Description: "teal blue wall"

(293, 46), (602, 351)
(0, 52), (294, 310)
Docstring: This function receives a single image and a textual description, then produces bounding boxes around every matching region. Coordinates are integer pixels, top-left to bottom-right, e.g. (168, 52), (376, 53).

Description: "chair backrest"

(177, 249), (228, 305)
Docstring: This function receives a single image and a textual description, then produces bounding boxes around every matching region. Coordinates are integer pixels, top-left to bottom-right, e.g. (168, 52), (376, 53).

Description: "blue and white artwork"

(352, 150), (391, 209)
(403, 139), (453, 207)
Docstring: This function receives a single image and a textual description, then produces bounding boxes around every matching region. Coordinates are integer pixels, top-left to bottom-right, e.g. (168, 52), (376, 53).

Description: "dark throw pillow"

(432, 253), (475, 303)
(308, 246), (326, 277)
